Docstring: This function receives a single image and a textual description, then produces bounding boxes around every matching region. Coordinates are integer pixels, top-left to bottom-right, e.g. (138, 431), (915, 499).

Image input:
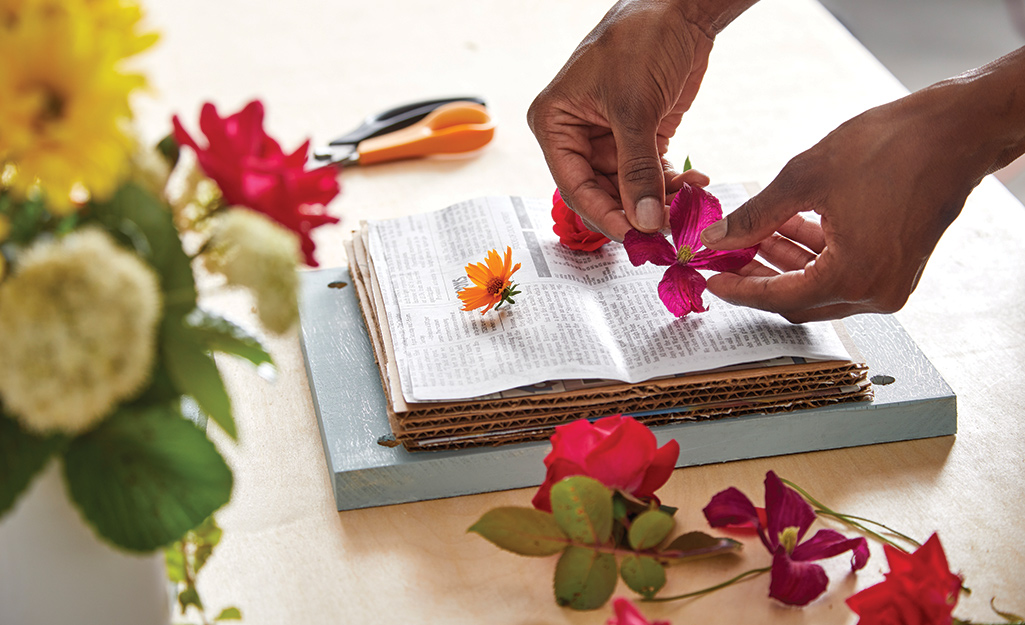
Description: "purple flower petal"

(791, 529), (870, 571)
(657, 263), (707, 317)
(703, 486), (761, 528)
(624, 230), (676, 267)
(669, 183), (723, 251)
(769, 548), (829, 606)
(690, 245), (758, 272)
(764, 471), (816, 551)
(703, 486), (771, 551)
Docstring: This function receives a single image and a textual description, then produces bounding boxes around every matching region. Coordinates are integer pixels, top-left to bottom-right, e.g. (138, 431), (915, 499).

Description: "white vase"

(0, 460), (171, 625)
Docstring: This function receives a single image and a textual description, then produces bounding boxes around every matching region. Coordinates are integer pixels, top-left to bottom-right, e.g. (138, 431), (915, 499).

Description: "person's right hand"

(527, 0), (725, 241)
(700, 55), (1025, 322)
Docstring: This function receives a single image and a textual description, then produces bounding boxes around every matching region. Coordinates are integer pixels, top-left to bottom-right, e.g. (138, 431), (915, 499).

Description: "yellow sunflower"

(458, 246), (523, 315)
(0, 0), (156, 213)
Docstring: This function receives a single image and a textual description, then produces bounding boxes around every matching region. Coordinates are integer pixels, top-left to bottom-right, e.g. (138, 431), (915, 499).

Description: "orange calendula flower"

(458, 246), (522, 315)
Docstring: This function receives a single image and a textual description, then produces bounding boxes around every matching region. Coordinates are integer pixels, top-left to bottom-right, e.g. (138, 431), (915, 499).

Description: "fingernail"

(701, 219), (727, 245)
(636, 197), (663, 231)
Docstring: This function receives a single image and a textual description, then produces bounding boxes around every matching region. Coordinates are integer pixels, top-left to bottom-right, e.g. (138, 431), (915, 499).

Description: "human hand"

(527, 0), (722, 241)
(700, 81), (1012, 323)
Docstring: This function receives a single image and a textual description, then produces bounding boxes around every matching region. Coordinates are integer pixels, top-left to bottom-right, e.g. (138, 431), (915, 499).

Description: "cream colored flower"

(128, 136), (171, 198)
(165, 151), (220, 231)
(202, 208), (300, 333)
(0, 228), (162, 434)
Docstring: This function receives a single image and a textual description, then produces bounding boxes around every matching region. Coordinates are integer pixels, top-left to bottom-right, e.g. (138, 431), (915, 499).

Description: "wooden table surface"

(138, 0), (1025, 622)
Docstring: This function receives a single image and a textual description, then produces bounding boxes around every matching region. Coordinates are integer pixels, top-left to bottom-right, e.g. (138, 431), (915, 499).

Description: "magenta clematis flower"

(703, 470), (870, 606)
(623, 183), (756, 317)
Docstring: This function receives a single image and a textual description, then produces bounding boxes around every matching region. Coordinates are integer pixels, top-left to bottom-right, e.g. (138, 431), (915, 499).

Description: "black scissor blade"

(327, 95), (486, 146)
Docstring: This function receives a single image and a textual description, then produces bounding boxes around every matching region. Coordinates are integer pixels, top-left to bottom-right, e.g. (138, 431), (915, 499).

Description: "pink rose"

(172, 100), (340, 267)
(532, 415), (680, 512)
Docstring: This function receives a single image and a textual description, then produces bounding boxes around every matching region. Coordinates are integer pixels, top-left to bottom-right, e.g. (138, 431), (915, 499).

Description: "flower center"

(778, 526), (800, 554)
(485, 276), (505, 296)
(676, 245), (695, 264)
(31, 84), (66, 131)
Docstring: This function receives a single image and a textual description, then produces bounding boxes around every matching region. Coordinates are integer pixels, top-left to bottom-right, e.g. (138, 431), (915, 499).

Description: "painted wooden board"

(299, 268), (956, 511)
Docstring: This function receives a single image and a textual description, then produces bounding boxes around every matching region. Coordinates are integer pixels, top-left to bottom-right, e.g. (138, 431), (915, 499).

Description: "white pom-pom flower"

(202, 208), (300, 334)
(0, 228), (162, 434)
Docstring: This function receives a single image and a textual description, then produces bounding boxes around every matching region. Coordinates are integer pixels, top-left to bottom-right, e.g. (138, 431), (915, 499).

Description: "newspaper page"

(366, 183), (851, 402)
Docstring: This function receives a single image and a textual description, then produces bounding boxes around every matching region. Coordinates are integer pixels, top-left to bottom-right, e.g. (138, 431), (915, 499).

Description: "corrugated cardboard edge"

(348, 219), (872, 452)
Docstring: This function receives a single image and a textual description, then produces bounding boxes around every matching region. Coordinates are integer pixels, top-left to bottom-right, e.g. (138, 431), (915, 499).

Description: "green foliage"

(620, 554), (666, 599)
(183, 309), (275, 374)
(553, 546), (618, 610)
(0, 412), (65, 516)
(468, 507), (568, 556)
(550, 476), (613, 545)
(215, 607), (242, 621)
(63, 404), (232, 552)
(162, 315), (237, 440)
(469, 478), (742, 610)
(628, 510), (675, 551)
(166, 515), (242, 624)
(683, 156), (692, 172)
(0, 189), (76, 246)
(659, 531), (743, 563)
(157, 134), (180, 168)
(88, 181), (197, 307)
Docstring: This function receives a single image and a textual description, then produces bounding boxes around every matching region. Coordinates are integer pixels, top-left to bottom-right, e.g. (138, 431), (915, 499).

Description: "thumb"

(613, 124), (667, 233)
(700, 183), (802, 250)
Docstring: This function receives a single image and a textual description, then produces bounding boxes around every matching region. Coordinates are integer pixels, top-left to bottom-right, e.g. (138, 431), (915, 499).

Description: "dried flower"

(532, 415), (679, 513)
(552, 189), (610, 251)
(0, 228), (161, 433)
(703, 470), (869, 606)
(172, 100), (340, 266)
(457, 246), (521, 315)
(202, 208), (301, 333)
(846, 534), (962, 625)
(624, 184), (756, 317)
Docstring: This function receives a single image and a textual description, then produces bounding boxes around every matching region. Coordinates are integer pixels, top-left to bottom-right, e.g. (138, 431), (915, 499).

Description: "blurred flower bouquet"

(0, 0), (338, 556)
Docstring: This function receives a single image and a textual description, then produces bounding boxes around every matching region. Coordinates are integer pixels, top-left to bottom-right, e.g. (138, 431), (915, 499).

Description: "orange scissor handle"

(356, 102), (495, 165)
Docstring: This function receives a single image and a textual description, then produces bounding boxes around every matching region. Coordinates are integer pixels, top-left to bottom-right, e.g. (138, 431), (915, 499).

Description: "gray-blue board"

(298, 268), (956, 511)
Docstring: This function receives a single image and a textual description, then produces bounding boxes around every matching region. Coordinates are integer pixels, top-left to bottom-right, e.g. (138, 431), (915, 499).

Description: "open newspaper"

(346, 184), (871, 450)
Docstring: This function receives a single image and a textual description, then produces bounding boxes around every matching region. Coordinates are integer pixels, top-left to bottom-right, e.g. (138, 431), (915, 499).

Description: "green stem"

(640, 566), (771, 603)
(812, 509), (910, 551)
(780, 478), (919, 551)
(164, 288), (199, 308)
(818, 510), (921, 548)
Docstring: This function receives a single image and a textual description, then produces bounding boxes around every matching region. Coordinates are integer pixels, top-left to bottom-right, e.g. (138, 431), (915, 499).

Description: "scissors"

(312, 97), (495, 167)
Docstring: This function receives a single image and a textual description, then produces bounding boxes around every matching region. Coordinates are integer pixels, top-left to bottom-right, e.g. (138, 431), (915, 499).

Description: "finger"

(757, 233), (818, 273)
(776, 302), (869, 324)
(546, 142), (632, 240)
(611, 118), (667, 233)
(704, 262), (841, 317)
(566, 182), (632, 241)
(700, 177), (807, 251)
(731, 257), (779, 278)
(776, 214), (825, 254)
(667, 168), (711, 194)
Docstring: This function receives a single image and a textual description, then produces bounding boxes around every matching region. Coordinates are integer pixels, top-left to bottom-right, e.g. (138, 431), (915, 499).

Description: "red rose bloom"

(531, 415), (679, 512)
(552, 189), (610, 252)
(846, 534), (963, 625)
(172, 100), (340, 267)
